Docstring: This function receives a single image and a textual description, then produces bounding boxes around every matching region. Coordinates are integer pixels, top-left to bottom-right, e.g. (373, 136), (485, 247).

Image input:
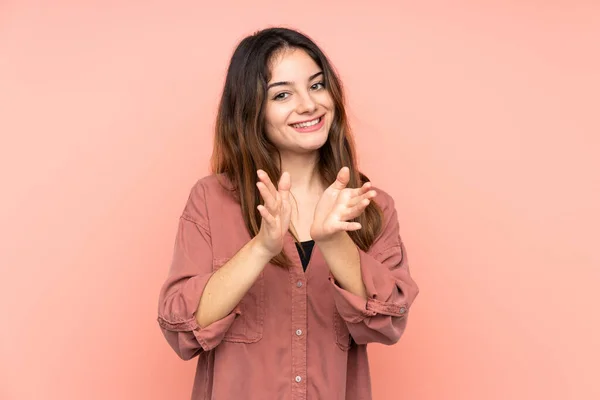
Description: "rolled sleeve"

(157, 267), (240, 358)
(157, 182), (238, 360)
(330, 194), (419, 345)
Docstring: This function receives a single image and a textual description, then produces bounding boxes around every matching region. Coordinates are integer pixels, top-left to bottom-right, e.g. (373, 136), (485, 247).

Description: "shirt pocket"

(212, 257), (265, 343)
(333, 308), (352, 351)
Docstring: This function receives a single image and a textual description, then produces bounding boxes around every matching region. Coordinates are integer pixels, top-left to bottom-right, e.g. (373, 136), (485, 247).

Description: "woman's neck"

(280, 152), (324, 195)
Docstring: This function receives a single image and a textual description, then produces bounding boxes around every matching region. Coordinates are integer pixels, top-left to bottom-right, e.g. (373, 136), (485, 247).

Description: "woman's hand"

(254, 170), (292, 257)
(310, 167), (376, 243)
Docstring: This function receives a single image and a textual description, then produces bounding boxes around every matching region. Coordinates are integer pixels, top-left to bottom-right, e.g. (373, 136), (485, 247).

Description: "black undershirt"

(295, 240), (315, 271)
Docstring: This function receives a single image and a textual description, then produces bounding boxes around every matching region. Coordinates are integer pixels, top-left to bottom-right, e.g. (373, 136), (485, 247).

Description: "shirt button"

(296, 329), (302, 336)
(295, 376), (302, 383)
(296, 281), (303, 288)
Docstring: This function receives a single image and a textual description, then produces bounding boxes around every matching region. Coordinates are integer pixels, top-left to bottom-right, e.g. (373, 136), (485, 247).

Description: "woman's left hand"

(310, 167), (377, 243)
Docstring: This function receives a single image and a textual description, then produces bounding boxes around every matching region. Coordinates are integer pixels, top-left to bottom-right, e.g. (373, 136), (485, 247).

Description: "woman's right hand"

(254, 170), (292, 258)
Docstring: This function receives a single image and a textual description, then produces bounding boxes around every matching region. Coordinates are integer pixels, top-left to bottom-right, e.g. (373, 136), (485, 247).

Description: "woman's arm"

(197, 170), (292, 327)
(158, 172), (290, 359)
(315, 232), (367, 299)
(195, 238), (273, 328)
(323, 194), (419, 346)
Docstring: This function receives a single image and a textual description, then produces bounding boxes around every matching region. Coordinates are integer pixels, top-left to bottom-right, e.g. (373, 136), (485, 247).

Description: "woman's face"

(264, 48), (334, 156)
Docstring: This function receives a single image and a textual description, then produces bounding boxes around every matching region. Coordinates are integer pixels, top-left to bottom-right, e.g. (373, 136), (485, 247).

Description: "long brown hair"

(210, 27), (383, 267)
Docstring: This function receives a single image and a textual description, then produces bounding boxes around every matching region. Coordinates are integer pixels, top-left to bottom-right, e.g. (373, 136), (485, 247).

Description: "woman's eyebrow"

(267, 71), (324, 90)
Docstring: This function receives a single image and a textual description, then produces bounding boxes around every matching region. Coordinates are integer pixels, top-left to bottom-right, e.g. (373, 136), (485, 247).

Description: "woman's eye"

(311, 82), (325, 90)
(273, 92), (289, 101)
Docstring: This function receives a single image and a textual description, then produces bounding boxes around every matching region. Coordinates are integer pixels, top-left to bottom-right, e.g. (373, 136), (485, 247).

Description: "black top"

(295, 240), (315, 271)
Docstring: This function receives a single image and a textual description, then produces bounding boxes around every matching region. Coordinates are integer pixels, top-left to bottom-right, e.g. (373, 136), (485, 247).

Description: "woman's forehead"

(268, 48), (321, 83)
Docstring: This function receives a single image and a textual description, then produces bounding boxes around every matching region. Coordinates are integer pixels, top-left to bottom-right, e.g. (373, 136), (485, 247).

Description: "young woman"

(157, 27), (419, 400)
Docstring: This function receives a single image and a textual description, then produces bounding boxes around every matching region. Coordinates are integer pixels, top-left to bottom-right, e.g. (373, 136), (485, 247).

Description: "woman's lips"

(289, 116), (325, 133)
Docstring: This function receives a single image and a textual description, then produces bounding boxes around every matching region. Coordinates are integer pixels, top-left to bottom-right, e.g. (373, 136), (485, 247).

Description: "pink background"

(1, 1), (599, 399)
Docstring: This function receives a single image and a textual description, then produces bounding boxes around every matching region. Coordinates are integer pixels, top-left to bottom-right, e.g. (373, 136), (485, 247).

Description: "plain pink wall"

(1, 1), (599, 399)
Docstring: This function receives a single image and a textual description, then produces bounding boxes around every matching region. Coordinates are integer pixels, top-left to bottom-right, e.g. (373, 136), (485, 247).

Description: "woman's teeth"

(292, 117), (321, 128)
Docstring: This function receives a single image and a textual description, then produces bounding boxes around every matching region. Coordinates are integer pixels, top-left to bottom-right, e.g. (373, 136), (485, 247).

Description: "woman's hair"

(210, 27), (383, 268)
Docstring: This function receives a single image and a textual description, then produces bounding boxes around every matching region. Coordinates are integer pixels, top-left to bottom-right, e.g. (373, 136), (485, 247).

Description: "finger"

(336, 221), (362, 231)
(258, 170), (282, 212)
(278, 172), (292, 229)
(343, 198), (371, 220)
(347, 190), (377, 208)
(360, 181), (372, 192)
(330, 167), (351, 191)
(280, 196), (292, 231)
(257, 170), (278, 199)
(354, 181), (373, 196)
(345, 180), (372, 198)
(257, 182), (278, 213)
(278, 171), (291, 200)
(257, 205), (277, 226)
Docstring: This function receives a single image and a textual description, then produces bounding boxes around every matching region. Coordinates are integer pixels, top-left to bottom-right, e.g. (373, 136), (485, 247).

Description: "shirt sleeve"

(330, 194), (419, 345)
(157, 181), (239, 360)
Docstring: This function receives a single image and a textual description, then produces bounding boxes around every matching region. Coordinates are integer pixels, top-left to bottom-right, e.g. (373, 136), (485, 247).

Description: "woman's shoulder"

(181, 174), (236, 220)
(359, 172), (395, 210)
(188, 173), (235, 197)
(369, 184), (397, 213)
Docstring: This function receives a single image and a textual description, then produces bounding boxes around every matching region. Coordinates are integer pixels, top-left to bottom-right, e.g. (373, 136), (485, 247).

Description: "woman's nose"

(296, 92), (317, 114)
